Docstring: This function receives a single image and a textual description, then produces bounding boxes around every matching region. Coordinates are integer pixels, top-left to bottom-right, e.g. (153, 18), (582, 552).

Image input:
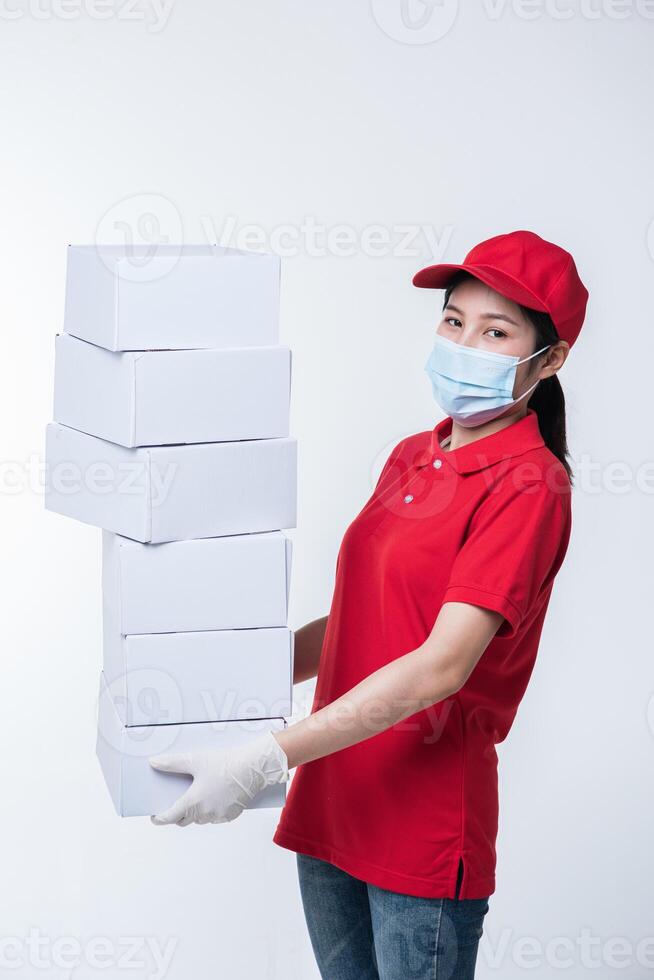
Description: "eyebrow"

(444, 302), (521, 327)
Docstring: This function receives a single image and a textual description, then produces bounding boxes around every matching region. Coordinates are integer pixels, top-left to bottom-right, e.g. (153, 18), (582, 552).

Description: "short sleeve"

(442, 477), (571, 639)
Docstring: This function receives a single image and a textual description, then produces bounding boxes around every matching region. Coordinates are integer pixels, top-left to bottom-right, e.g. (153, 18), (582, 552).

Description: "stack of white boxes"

(45, 244), (297, 817)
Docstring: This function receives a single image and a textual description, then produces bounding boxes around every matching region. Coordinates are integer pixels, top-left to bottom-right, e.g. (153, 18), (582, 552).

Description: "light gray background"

(1, 1), (653, 977)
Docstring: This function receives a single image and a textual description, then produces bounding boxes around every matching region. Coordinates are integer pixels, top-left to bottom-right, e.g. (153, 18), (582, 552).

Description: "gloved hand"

(148, 730), (290, 827)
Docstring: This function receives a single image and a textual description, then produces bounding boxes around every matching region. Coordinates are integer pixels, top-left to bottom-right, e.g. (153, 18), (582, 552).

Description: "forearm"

(275, 643), (461, 770)
(292, 615), (328, 684)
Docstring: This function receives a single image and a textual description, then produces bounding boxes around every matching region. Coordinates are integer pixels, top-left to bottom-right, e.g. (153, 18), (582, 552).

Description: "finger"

(148, 752), (194, 775)
(176, 813), (195, 827)
(150, 788), (195, 826)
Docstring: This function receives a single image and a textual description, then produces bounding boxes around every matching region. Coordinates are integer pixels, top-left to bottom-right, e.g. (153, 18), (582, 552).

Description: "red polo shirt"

(273, 409), (572, 899)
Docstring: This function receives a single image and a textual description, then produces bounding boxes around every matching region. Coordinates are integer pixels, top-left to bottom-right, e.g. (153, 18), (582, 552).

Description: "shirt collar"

(415, 408), (545, 475)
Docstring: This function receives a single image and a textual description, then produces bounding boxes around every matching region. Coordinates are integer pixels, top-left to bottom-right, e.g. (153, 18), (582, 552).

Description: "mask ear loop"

(512, 377), (541, 404)
(513, 344), (552, 401)
(516, 343), (552, 365)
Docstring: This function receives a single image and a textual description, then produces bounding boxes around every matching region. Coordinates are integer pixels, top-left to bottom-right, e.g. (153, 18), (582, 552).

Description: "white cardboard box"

(102, 530), (292, 635)
(45, 422), (297, 542)
(96, 671), (287, 817)
(53, 333), (291, 447)
(64, 244), (280, 351)
(104, 627), (294, 726)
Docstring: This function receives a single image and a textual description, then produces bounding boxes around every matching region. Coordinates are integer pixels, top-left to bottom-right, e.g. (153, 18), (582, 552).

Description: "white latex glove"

(148, 731), (289, 827)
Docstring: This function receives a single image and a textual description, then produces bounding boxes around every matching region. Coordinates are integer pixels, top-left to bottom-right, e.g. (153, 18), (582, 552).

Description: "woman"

(149, 229), (588, 980)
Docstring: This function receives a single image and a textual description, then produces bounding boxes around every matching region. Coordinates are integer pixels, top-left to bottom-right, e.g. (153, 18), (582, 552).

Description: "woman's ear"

(540, 341), (569, 379)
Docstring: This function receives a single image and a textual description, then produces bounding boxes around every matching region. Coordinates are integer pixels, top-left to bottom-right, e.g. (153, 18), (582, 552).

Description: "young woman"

(149, 230), (588, 980)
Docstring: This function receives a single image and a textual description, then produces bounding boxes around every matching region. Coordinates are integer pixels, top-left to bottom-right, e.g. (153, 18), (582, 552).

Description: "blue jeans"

(296, 852), (489, 980)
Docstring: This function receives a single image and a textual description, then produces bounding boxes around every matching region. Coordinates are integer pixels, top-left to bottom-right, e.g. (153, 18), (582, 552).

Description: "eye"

(444, 317), (462, 328)
(486, 328), (507, 339)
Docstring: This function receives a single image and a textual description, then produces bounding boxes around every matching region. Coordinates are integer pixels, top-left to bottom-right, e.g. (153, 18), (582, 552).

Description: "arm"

(150, 476), (568, 826)
(292, 615), (328, 684)
(276, 477), (571, 769)
(149, 601), (503, 825)
(275, 601), (503, 768)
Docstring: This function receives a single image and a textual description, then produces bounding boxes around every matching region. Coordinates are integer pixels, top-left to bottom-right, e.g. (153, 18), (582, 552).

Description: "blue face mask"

(424, 332), (551, 428)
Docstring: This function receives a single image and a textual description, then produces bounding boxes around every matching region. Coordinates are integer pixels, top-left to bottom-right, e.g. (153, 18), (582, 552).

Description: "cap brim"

(412, 262), (549, 315)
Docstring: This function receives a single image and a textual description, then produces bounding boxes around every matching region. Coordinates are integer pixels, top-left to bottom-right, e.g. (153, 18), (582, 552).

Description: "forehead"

(446, 278), (528, 324)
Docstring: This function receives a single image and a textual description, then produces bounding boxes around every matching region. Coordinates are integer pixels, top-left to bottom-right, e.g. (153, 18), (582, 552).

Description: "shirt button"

(433, 459), (442, 469)
(403, 494), (414, 504)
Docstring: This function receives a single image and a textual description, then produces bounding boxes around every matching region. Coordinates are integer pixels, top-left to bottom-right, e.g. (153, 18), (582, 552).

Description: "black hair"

(442, 271), (573, 486)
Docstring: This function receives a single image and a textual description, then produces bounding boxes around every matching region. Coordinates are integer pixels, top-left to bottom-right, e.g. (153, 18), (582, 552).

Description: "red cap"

(412, 230), (589, 348)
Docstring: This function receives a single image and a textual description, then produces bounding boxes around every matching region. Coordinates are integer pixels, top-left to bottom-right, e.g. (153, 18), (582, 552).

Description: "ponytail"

(526, 370), (573, 486)
(516, 306), (573, 487)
